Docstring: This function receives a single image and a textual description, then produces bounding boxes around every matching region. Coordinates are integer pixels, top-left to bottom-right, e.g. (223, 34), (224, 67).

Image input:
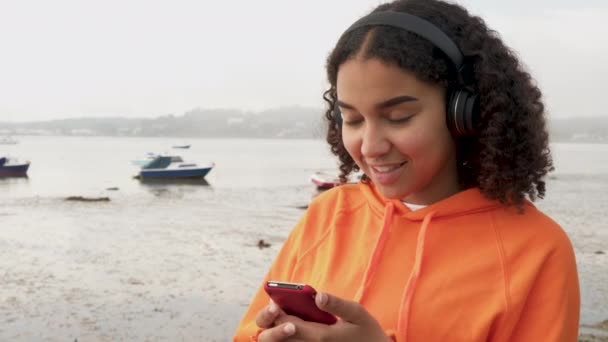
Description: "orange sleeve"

(508, 232), (580, 341)
(232, 216), (307, 342)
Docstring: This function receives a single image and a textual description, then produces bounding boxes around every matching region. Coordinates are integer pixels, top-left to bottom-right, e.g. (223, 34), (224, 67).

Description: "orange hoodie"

(233, 182), (580, 341)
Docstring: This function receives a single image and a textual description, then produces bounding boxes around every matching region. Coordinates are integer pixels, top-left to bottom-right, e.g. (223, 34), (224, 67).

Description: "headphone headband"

(342, 11), (464, 71)
(336, 11), (479, 137)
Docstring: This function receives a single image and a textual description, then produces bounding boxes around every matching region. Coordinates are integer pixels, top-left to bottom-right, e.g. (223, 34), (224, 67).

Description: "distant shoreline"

(1, 134), (607, 145)
(1, 108), (607, 141)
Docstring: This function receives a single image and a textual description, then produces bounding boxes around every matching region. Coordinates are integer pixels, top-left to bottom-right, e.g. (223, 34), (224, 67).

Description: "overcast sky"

(1, 0), (606, 122)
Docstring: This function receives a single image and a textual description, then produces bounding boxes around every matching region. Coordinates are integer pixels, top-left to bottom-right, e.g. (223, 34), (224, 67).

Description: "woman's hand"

(255, 292), (393, 342)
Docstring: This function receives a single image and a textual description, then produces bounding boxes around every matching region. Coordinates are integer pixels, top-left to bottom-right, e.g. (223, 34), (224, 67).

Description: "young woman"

(234, 0), (580, 341)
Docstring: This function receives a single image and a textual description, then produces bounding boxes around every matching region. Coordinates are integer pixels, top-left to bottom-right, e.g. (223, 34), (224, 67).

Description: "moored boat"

(136, 155), (213, 179)
(0, 136), (18, 145)
(0, 157), (30, 177)
(310, 172), (342, 190)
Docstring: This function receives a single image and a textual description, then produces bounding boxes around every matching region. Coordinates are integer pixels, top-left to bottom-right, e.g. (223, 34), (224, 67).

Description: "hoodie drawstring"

(397, 211), (437, 341)
(353, 203), (437, 342)
(353, 202), (395, 303)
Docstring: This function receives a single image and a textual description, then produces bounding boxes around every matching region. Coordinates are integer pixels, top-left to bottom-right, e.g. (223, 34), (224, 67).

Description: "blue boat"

(0, 157), (30, 177)
(137, 155), (213, 179)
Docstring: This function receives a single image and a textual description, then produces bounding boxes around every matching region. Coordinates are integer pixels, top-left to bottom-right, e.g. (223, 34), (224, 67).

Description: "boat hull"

(139, 167), (212, 179)
(0, 163), (30, 177)
(310, 173), (340, 190)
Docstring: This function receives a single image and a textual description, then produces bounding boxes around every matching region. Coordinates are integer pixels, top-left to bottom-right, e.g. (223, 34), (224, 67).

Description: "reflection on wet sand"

(137, 178), (212, 197)
(137, 177), (211, 187)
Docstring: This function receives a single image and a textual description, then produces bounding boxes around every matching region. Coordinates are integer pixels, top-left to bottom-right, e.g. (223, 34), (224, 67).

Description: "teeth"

(374, 163), (404, 173)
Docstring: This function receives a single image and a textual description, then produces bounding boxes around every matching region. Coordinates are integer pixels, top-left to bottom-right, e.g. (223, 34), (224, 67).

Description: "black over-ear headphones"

(333, 11), (480, 137)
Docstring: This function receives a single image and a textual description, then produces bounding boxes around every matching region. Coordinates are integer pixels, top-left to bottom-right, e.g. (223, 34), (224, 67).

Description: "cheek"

(396, 114), (453, 158)
(395, 127), (455, 173)
(391, 131), (428, 159)
(342, 132), (362, 161)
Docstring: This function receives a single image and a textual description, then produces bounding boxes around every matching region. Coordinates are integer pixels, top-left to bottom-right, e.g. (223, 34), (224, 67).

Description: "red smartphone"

(264, 281), (337, 325)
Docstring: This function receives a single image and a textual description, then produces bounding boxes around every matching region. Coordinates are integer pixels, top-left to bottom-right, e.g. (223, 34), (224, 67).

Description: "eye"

(387, 114), (413, 124)
(343, 118), (364, 126)
(341, 112), (364, 126)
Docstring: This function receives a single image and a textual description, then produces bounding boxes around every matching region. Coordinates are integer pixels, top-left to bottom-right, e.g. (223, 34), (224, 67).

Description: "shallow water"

(0, 137), (606, 341)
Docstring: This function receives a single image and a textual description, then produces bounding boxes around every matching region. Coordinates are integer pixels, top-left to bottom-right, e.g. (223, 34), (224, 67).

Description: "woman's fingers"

(255, 302), (282, 329)
(257, 322), (297, 342)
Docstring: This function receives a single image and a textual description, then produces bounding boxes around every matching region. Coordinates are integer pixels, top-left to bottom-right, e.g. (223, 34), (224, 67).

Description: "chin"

(375, 183), (409, 200)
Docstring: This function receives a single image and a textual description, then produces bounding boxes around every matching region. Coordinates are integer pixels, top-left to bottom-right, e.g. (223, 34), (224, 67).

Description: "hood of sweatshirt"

(360, 181), (504, 221)
(354, 181), (505, 341)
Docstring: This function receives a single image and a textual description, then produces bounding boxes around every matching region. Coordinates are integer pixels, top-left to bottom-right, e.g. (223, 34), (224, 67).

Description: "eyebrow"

(337, 95), (418, 111)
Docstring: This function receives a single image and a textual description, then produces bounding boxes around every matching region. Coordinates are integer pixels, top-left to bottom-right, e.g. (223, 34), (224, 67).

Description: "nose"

(360, 122), (391, 159)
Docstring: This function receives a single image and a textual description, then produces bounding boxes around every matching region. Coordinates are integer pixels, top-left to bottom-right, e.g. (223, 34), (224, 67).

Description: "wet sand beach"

(0, 138), (606, 341)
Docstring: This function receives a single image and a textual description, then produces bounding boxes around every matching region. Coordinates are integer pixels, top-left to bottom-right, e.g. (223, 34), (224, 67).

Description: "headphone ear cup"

(446, 89), (461, 135)
(463, 94), (479, 135)
(446, 89), (479, 137)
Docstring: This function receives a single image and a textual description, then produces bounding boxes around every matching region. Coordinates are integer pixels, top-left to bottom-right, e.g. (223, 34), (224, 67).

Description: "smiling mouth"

(371, 161), (407, 173)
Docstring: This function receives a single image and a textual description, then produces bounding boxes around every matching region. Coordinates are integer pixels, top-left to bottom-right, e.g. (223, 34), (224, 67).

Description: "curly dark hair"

(324, 0), (553, 206)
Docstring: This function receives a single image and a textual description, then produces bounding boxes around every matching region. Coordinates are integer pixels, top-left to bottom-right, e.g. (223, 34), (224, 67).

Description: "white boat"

(136, 155), (214, 179)
(131, 152), (158, 166)
(172, 144), (191, 149)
